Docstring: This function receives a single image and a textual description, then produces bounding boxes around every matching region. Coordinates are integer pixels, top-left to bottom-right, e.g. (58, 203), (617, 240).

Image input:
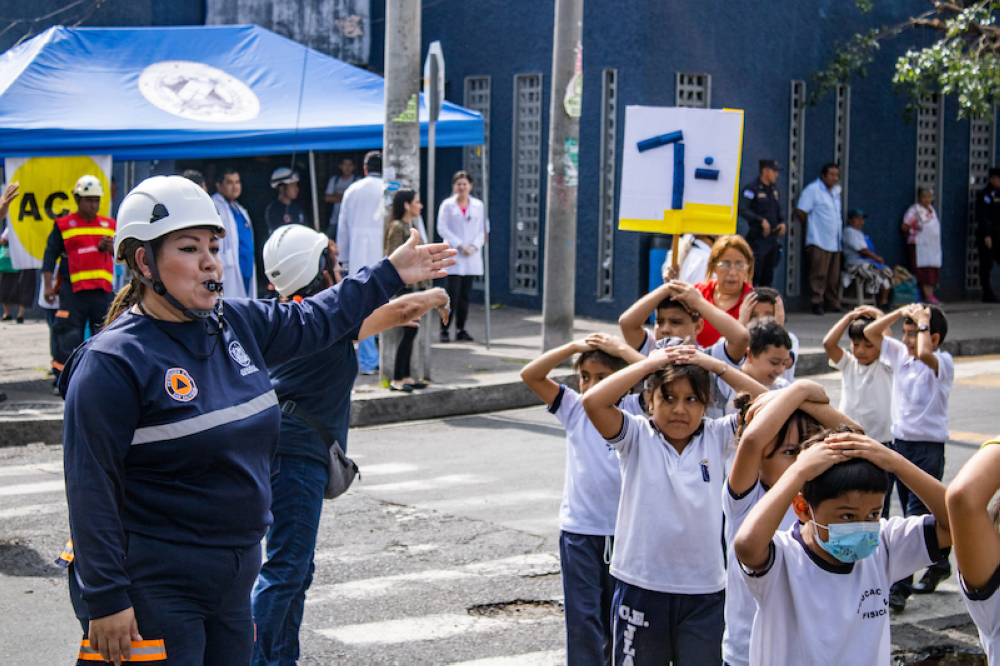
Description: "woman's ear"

(134, 245), (152, 280)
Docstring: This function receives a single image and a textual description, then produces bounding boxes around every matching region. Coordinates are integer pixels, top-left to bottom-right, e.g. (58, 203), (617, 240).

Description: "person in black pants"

(738, 159), (786, 288)
(437, 171), (487, 342)
(976, 167), (1000, 302)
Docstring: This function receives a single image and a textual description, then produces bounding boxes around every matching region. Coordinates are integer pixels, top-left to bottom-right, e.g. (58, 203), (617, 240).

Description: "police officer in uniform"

(739, 159), (785, 288)
(976, 167), (1000, 302)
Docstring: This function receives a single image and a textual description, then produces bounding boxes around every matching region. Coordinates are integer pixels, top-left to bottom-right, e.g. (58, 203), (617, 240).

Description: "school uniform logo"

(228, 341), (260, 377)
(164, 368), (197, 402)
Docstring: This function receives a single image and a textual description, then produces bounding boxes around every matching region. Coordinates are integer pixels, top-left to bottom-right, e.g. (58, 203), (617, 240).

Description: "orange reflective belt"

(55, 311), (70, 319)
(78, 639), (166, 662)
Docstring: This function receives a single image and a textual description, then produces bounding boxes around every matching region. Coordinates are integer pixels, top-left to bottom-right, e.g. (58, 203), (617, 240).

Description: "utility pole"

(540, 0), (583, 352)
(381, 0), (423, 382)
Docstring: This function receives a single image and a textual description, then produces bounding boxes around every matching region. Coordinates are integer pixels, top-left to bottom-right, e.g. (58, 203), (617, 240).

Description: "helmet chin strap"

(139, 241), (224, 332)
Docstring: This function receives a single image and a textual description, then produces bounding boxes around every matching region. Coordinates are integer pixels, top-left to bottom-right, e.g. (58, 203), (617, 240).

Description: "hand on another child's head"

(794, 440), (850, 481)
(826, 432), (896, 473)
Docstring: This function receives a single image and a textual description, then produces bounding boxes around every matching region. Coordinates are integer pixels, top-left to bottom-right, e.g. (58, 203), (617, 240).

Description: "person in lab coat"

(336, 151), (386, 373)
(212, 167), (257, 299)
(436, 171), (487, 342)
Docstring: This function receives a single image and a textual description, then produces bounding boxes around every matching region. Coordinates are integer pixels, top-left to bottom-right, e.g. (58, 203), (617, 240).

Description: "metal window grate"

(597, 68), (619, 302)
(675, 73), (711, 109)
(834, 84), (851, 212)
(786, 80), (807, 297)
(464, 76), (491, 291)
(510, 73), (543, 295)
(915, 94), (944, 207)
(966, 113), (996, 290)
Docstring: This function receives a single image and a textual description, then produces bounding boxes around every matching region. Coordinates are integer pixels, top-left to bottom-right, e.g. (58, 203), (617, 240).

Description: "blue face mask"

(810, 511), (880, 563)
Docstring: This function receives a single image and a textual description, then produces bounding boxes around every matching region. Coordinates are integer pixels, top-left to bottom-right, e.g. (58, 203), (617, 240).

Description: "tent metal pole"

(482, 143), (491, 350)
(308, 150), (321, 231)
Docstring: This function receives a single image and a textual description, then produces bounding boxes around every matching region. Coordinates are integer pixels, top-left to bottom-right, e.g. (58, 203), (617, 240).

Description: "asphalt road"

(2, 357), (999, 664)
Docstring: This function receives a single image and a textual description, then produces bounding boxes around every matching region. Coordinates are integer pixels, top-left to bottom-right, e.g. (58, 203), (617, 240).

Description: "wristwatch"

(917, 324), (930, 333)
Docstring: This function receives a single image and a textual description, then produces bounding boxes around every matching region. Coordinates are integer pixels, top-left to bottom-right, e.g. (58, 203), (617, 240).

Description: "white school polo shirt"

(550, 385), (621, 536)
(741, 515), (940, 666)
(880, 337), (954, 442)
(832, 350), (894, 443)
(961, 565), (1000, 664)
(606, 412), (737, 594)
(722, 480), (797, 666)
(779, 331), (800, 384)
(638, 331), (744, 420)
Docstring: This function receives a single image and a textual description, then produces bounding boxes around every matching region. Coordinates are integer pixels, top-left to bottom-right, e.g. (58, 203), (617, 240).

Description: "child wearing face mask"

(582, 347), (767, 665)
(520, 332), (643, 666)
(734, 429), (951, 666)
(722, 384), (858, 666)
(946, 438), (1000, 662)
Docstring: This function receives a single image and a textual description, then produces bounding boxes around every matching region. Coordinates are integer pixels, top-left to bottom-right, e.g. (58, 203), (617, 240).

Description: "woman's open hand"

(388, 229), (458, 284)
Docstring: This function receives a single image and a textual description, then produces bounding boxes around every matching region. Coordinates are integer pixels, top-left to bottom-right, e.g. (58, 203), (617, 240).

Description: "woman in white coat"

(437, 171), (487, 342)
(901, 187), (942, 304)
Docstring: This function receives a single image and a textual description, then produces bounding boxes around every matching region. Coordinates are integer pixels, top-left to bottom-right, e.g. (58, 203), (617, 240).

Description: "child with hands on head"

(823, 306), (893, 448)
(581, 346), (767, 666)
(722, 382), (860, 666)
(519, 332), (643, 666)
(946, 438), (1000, 662)
(738, 287), (799, 383)
(734, 430), (952, 666)
(863, 302), (953, 609)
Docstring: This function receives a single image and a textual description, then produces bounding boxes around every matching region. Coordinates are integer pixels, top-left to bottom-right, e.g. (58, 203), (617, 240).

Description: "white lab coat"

(211, 192), (256, 298)
(437, 195), (487, 276)
(337, 175), (386, 276)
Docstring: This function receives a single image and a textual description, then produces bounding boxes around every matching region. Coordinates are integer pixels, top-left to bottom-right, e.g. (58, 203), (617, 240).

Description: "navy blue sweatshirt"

(62, 259), (402, 619)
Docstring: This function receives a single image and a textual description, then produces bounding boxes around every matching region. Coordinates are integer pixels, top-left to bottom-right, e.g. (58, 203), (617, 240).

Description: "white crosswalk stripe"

(361, 473), (489, 494)
(0, 480), (64, 496)
(316, 612), (561, 646)
(0, 462), (63, 478)
(447, 650), (566, 666)
(0, 501), (65, 519)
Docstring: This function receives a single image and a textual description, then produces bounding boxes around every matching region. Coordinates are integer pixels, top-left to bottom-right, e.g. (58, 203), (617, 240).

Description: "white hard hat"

(270, 167), (300, 189)
(114, 175), (226, 264)
(73, 175), (104, 198)
(263, 224), (329, 297)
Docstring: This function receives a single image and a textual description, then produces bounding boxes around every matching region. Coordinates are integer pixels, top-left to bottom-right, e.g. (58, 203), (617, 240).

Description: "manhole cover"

(468, 599), (563, 619)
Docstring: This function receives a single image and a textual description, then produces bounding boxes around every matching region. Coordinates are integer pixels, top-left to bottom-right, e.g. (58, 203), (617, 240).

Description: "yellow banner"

(4, 156), (112, 269)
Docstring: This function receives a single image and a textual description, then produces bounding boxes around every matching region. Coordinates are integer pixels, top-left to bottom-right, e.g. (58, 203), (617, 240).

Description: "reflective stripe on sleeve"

(79, 639), (167, 661)
(131, 390), (278, 446)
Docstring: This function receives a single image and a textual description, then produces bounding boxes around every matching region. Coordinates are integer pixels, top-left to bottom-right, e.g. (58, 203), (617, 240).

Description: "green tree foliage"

(811, 1), (1000, 120)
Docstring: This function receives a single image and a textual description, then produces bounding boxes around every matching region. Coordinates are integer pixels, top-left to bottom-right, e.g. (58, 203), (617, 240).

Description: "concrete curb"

(3, 333), (1000, 447)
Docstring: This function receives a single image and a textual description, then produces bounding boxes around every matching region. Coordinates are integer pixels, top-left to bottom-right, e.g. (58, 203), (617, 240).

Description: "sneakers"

(439, 330), (450, 343)
(456, 330), (474, 342)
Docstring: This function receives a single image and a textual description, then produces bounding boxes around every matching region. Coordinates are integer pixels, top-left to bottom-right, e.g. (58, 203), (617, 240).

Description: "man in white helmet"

(264, 167), (308, 234)
(253, 224), (449, 666)
(211, 166), (257, 299)
(40, 174), (116, 382)
(337, 150), (385, 374)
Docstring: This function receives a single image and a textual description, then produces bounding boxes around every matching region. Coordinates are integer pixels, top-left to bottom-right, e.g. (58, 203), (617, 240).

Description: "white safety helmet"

(114, 175), (226, 264)
(73, 175), (104, 198)
(263, 225), (330, 298)
(270, 167), (300, 189)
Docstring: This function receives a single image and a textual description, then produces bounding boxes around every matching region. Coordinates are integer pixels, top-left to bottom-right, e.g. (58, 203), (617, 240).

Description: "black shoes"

(912, 568), (950, 594)
(811, 304), (825, 316)
(439, 330), (450, 343)
(888, 590), (907, 612)
(456, 330), (474, 342)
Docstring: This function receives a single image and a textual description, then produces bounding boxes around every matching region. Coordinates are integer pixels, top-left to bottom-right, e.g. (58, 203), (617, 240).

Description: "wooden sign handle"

(671, 233), (680, 268)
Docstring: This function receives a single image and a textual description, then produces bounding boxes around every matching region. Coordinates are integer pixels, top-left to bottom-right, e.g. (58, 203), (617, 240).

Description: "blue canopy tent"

(0, 24), (484, 159)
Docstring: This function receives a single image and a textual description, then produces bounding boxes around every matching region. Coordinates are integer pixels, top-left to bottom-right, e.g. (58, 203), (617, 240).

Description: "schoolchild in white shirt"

(716, 317), (792, 416)
(582, 348), (766, 665)
(722, 383), (858, 666)
(738, 287), (799, 383)
(946, 438), (1000, 663)
(823, 306), (893, 445)
(734, 430), (952, 666)
(619, 282), (749, 418)
(864, 303), (954, 610)
(520, 332), (644, 666)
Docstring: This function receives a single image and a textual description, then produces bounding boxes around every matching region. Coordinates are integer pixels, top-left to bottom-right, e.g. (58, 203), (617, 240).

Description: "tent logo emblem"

(164, 367), (198, 402)
(138, 61), (261, 123)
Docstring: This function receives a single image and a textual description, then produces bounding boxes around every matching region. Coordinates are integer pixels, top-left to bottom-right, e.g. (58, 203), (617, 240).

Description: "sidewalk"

(3, 300), (1000, 446)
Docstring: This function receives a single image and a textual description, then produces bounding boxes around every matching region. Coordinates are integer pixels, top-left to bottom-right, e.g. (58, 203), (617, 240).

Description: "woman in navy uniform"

(61, 175), (455, 665)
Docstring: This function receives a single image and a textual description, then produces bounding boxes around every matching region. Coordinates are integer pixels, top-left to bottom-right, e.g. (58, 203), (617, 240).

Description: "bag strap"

(279, 399), (353, 468)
